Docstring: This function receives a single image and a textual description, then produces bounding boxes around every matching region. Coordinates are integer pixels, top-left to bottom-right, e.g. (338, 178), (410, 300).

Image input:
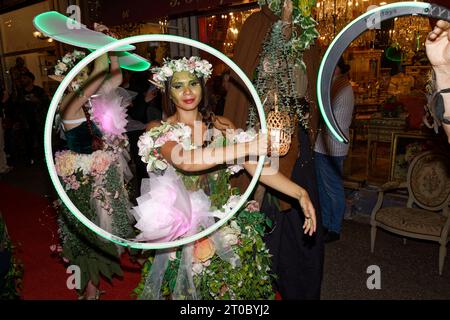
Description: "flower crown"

(151, 56), (213, 88)
(54, 50), (86, 76)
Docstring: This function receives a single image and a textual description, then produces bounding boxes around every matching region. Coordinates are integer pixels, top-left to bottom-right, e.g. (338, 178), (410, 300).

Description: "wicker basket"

(267, 103), (292, 157)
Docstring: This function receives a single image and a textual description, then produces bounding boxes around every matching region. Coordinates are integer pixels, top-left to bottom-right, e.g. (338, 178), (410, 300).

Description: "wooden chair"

(370, 151), (450, 275)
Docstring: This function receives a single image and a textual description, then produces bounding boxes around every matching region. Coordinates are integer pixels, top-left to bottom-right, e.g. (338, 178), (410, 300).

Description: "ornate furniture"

(370, 151), (450, 275)
(366, 115), (407, 178)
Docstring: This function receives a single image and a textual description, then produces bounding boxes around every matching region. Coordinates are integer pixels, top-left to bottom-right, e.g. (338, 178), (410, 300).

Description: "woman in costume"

(133, 56), (316, 300)
(52, 50), (134, 300)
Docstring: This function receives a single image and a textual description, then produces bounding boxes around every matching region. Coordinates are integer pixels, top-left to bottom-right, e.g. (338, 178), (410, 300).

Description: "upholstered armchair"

(370, 151), (450, 275)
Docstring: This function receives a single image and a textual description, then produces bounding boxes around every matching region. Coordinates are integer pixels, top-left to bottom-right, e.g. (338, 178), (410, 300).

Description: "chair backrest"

(407, 151), (450, 211)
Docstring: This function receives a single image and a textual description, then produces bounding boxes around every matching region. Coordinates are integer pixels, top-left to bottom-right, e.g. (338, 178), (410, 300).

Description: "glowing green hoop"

(45, 34), (267, 250)
(316, 1), (449, 143)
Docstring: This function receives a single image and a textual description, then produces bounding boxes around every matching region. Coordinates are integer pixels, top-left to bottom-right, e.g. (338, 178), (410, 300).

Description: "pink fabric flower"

(91, 151), (112, 175)
(246, 200), (260, 213)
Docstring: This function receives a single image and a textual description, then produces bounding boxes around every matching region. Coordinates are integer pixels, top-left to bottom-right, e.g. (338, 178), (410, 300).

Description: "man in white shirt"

(314, 57), (354, 243)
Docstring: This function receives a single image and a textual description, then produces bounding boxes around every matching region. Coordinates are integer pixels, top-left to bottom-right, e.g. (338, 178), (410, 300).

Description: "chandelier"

(314, 0), (429, 49)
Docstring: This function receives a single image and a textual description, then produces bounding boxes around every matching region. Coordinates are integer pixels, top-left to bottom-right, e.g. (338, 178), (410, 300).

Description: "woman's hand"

(299, 190), (317, 236)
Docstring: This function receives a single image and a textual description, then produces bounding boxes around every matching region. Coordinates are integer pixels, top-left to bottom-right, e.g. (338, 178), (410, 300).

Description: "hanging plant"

(247, 21), (310, 131)
(258, 0), (319, 69)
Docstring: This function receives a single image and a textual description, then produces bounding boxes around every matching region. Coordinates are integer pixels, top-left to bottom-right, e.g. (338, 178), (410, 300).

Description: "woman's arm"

(207, 116), (317, 235)
(242, 161), (316, 235)
(145, 120), (267, 172)
(426, 20), (450, 143)
(59, 53), (109, 120)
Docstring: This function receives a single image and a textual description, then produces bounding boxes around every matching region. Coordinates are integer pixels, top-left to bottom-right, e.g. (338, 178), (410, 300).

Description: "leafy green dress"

(133, 121), (275, 300)
(54, 120), (133, 295)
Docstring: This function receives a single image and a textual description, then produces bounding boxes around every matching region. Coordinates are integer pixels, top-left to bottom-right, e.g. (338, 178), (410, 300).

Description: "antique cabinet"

(366, 115), (407, 178)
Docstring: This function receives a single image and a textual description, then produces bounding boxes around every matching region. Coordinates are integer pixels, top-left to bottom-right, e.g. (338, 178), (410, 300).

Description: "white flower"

(151, 56), (213, 87)
(56, 62), (68, 72)
(174, 59), (184, 72)
(192, 262), (204, 274)
(223, 195), (241, 213)
(62, 56), (72, 64)
(220, 225), (241, 246)
(230, 221), (241, 234)
(154, 159), (168, 171)
(76, 154), (92, 175)
(161, 65), (173, 77)
(233, 129), (257, 143)
(211, 209), (227, 219)
(223, 232), (239, 246)
(137, 134), (154, 157)
(226, 165), (243, 175)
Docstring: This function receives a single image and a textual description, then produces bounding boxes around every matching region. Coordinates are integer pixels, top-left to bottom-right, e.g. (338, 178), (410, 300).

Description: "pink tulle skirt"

(131, 166), (211, 242)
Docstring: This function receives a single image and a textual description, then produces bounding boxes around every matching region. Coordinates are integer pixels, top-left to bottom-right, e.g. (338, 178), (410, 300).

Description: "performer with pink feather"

(50, 27), (136, 299)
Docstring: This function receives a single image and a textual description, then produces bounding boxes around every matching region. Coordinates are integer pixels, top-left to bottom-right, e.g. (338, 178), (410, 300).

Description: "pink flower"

(246, 200), (260, 212)
(91, 151), (112, 175)
(155, 134), (170, 146)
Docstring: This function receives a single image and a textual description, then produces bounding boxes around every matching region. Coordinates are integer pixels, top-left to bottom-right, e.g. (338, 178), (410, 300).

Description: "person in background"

(16, 71), (49, 165)
(0, 85), (12, 174)
(314, 57), (354, 243)
(126, 71), (162, 193)
(9, 57), (29, 94)
(210, 70), (230, 116)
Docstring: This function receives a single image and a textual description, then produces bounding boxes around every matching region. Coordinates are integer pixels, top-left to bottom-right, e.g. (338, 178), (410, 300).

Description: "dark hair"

(21, 71), (35, 81)
(163, 75), (214, 125)
(337, 57), (350, 74)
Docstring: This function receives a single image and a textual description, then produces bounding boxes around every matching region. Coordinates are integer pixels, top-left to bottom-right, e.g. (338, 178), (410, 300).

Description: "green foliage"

(0, 215), (23, 299)
(134, 207), (275, 300)
(104, 165), (134, 238)
(133, 128), (275, 300)
(248, 20), (311, 131)
(56, 165), (127, 294)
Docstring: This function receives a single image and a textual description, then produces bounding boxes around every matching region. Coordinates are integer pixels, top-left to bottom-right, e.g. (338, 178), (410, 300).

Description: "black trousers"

(263, 127), (324, 300)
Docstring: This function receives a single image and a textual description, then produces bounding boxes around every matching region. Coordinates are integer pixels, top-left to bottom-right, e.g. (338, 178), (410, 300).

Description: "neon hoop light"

(317, 1), (450, 143)
(45, 34), (267, 250)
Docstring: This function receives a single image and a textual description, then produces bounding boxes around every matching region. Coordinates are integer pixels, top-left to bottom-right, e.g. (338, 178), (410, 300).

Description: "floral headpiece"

(54, 50), (86, 77)
(150, 56), (213, 89)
